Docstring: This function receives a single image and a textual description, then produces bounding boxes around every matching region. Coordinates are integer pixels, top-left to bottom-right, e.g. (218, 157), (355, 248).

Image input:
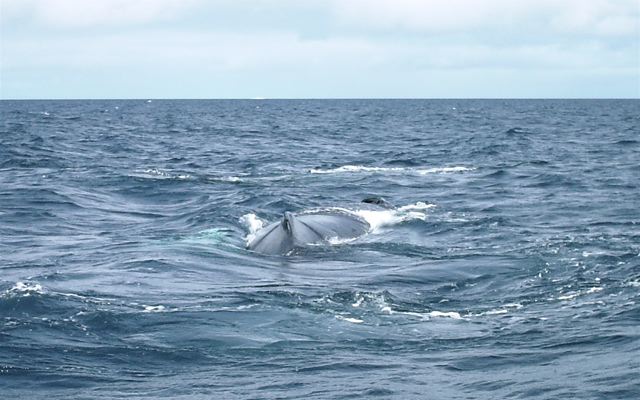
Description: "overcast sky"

(1, 0), (638, 99)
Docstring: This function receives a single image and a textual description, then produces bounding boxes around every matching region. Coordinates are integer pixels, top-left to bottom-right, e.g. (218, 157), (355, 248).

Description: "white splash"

(354, 201), (436, 232)
(240, 213), (265, 244)
(326, 236), (359, 245)
(397, 201), (437, 212)
(5, 282), (44, 297)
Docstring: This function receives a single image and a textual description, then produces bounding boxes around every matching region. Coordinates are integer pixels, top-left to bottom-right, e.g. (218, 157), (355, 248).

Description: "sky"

(1, 0), (639, 99)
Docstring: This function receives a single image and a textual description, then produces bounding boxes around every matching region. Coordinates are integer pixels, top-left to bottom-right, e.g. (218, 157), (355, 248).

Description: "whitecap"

(352, 295), (365, 308)
(336, 315), (364, 324)
(141, 168), (171, 178)
(142, 305), (166, 313)
(309, 165), (402, 174)
(483, 309), (509, 315)
(428, 310), (462, 319)
(504, 303), (523, 309)
(382, 307), (463, 320)
(416, 166), (474, 175)
(5, 281), (44, 297)
(308, 165), (474, 175)
(557, 293), (580, 301)
(136, 169), (191, 180)
(557, 287), (603, 301)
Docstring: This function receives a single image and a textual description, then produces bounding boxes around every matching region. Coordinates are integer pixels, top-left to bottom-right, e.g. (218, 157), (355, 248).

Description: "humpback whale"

(247, 209), (370, 255)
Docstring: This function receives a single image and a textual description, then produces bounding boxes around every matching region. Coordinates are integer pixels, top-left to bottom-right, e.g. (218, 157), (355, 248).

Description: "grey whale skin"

(247, 210), (370, 255)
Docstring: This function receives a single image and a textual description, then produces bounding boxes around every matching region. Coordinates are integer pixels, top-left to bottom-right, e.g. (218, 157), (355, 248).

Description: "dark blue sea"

(1, 99), (639, 399)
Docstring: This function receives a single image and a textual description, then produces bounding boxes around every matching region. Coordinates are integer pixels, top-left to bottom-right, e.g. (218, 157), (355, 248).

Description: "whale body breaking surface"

(246, 210), (370, 255)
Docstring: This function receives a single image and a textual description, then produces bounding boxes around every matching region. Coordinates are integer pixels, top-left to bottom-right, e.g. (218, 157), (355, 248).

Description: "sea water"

(1, 99), (639, 399)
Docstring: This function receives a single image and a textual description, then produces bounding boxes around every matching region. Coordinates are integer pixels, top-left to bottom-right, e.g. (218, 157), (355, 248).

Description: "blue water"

(1, 99), (639, 399)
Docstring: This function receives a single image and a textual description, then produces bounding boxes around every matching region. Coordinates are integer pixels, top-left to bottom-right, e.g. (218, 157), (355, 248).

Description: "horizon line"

(1, 97), (639, 101)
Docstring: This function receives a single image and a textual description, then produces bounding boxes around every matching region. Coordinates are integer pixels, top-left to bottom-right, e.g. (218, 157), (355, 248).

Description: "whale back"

(246, 219), (295, 255)
(289, 212), (370, 241)
(247, 211), (370, 255)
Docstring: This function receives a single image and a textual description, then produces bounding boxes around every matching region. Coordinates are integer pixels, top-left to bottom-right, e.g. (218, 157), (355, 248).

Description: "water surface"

(1, 99), (639, 399)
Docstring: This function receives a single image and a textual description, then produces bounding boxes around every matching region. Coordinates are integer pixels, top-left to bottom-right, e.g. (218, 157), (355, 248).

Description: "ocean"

(1, 99), (639, 399)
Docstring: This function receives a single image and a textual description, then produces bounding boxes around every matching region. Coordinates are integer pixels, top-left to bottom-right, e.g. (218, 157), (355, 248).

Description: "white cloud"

(330, 0), (640, 37)
(1, 0), (637, 97)
(1, 0), (202, 27)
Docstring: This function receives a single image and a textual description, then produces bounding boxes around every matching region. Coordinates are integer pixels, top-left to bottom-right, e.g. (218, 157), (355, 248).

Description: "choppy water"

(1, 99), (639, 399)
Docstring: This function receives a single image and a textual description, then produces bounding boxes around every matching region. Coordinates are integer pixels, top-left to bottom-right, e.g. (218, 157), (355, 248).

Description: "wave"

(308, 165), (475, 175)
